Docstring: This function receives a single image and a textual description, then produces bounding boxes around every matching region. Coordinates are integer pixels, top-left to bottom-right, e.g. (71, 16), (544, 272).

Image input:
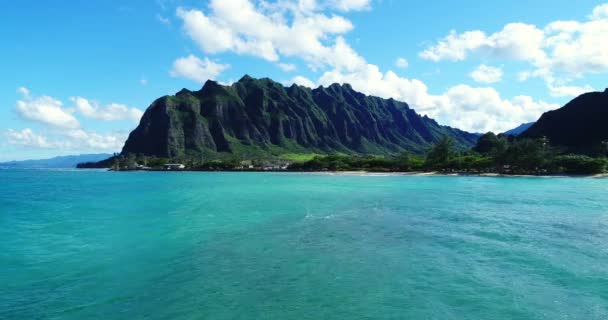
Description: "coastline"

(312, 171), (608, 178)
(98, 168), (608, 178)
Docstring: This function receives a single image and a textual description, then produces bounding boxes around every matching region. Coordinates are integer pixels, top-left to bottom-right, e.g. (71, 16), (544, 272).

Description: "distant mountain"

(114, 75), (477, 161)
(521, 89), (608, 154)
(0, 154), (113, 168)
(503, 122), (534, 136)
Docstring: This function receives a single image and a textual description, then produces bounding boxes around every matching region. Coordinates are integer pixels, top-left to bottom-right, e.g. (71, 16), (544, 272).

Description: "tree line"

(290, 134), (608, 175)
(85, 134), (608, 175)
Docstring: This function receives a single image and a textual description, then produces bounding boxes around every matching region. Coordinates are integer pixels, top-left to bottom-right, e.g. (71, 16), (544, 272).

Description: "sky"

(1, 0), (607, 161)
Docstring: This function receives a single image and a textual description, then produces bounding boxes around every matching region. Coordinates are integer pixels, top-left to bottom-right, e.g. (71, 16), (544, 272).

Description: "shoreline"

(96, 168), (608, 178)
(309, 171), (608, 178)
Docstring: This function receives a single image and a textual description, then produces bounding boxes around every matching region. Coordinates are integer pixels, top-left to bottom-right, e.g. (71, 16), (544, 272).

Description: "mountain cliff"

(521, 89), (608, 154)
(120, 75), (478, 158)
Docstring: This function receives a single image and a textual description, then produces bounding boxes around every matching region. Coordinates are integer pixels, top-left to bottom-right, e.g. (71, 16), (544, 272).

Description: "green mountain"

(521, 89), (608, 154)
(112, 76), (478, 161)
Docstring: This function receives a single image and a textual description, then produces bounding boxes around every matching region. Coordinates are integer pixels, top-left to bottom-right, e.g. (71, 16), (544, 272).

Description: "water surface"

(1, 170), (608, 319)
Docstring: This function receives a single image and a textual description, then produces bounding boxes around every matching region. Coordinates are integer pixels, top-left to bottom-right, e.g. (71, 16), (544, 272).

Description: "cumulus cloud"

(327, 0), (371, 11)
(15, 89), (80, 129)
(5, 128), (54, 149)
(71, 97), (143, 123)
(173, 0), (564, 133)
(10, 88), (139, 152)
(170, 54), (230, 83)
(420, 23), (546, 63)
(5, 128), (127, 152)
(470, 64), (503, 83)
(64, 129), (127, 150)
(175, 0), (365, 71)
(421, 3), (608, 82)
(590, 3), (608, 20)
(289, 75), (316, 88)
(395, 57), (409, 69)
(316, 64), (557, 133)
(547, 83), (595, 97)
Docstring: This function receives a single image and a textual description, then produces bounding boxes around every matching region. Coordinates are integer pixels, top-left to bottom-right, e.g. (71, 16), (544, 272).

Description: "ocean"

(1, 169), (608, 319)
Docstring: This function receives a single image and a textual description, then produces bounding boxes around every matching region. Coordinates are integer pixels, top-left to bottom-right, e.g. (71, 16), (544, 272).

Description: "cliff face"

(122, 75), (478, 158)
(521, 89), (608, 154)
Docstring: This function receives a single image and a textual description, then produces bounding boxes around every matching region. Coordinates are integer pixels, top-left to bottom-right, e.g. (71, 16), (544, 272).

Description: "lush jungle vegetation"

(81, 133), (608, 175)
(290, 134), (608, 175)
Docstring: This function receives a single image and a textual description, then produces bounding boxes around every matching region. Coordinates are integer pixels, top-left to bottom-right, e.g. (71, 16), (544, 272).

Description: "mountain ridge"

(119, 75), (478, 160)
(521, 89), (608, 154)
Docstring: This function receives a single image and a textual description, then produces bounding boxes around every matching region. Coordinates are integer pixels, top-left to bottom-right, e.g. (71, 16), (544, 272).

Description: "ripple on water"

(1, 171), (608, 319)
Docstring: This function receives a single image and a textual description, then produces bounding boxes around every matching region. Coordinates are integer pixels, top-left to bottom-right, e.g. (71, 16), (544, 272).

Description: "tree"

(504, 138), (553, 173)
(425, 137), (455, 170)
(473, 132), (509, 156)
(553, 155), (607, 174)
(394, 152), (412, 171)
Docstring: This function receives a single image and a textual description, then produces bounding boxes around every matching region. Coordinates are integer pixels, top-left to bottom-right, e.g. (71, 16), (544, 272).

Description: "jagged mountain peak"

(120, 75), (478, 158)
(175, 88), (192, 96)
(239, 74), (254, 82)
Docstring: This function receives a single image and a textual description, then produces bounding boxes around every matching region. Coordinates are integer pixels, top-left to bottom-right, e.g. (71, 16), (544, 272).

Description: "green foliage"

(278, 153), (321, 162)
(502, 138), (552, 173)
(146, 157), (168, 168)
(473, 133), (509, 156)
(100, 132), (608, 176)
(425, 137), (455, 169)
(288, 153), (426, 172)
(552, 155), (607, 174)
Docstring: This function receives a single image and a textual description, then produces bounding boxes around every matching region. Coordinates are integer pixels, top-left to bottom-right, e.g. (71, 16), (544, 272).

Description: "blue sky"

(2, 0), (607, 161)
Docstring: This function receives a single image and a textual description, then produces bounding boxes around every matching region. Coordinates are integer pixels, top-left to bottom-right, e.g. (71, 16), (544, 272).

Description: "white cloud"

(547, 83), (594, 97)
(173, 0), (563, 133)
(395, 57), (409, 69)
(5, 128), (127, 152)
(140, 77), (148, 86)
(590, 3), (608, 20)
(71, 97), (143, 123)
(289, 75), (316, 88)
(278, 63), (297, 72)
(327, 0), (371, 11)
(10, 89), (139, 153)
(317, 64), (557, 133)
(421, 3), (608, 83)
(5, 128), (54, 149)
(470, 64), (503, 83)
(15, 89), (80, 129)
(64, 129), (127, 151)
(260, 0), (371, 13)
(419, 30), (488, 62)
(17, 87), (30, 97)
(170, 54), (230, 83)
(420, 23), (545, 63)
(175, 0), (364, 71)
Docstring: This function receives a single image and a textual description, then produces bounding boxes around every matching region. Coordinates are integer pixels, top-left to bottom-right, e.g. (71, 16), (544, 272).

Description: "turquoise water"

(1, 170), (608, 319)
